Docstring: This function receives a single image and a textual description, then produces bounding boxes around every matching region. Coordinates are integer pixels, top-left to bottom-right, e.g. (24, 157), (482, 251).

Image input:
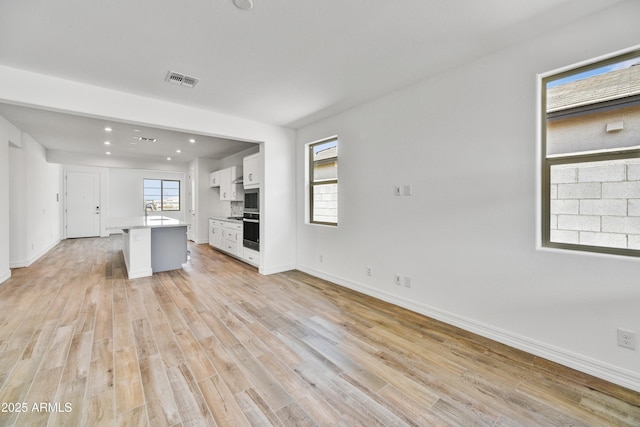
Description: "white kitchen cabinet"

(243, 153), (261, 189)
(219, 165), (243, 201)
(222, 221), (243, 257)
(209, 170), (220, 187)
(208, 219), (224, 249)
(243, 247), (260, 266)
(209, 219), (243, 258)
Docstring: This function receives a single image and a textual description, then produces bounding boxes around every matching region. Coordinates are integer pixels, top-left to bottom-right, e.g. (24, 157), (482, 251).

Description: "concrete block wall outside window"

(312, 183), (338, 224)
(550, 159), (640, 249)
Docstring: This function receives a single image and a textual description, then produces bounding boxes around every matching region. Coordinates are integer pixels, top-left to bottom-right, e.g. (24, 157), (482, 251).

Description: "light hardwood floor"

(0, 236), (638, 426)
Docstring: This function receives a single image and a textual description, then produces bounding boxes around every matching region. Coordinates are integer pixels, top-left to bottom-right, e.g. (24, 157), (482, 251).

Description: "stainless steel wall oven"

(243, 212), (259, 251)
(243, 188), (259, 251)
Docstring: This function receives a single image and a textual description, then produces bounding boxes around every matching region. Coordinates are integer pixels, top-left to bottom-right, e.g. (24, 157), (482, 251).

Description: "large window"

(309, 137), (338, 225)
(541, 49), (640, 256)
(143, 179), (180, 212)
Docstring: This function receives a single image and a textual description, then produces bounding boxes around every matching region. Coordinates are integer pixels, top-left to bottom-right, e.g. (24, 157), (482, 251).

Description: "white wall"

(296, 1), (640, 392)
(7, 130), (60, 268)
(109, 168), (186, 222)
(24, 134), (61, 265)
(191, 157), (221, 244)
(0, 116), (21, 282)
(9, 145), (26, 266)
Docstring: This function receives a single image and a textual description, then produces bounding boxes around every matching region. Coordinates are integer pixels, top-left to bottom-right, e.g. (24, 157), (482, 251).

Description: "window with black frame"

(309, 137), (338, 225)
(541, 49), (640, 256)
(143, 179), (180, 212)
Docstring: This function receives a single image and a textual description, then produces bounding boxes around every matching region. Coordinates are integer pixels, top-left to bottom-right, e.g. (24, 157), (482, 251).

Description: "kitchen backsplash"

(230, 201), (244, 217)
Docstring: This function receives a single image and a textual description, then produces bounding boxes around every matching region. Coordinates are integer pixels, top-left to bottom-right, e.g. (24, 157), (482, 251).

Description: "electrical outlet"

(617, 329), (636, 350)
(404, 276), (412, 288)
(366, 266), (372, 277)
(394, 186), (402, 196)
(404, 184), (412, 196)
(394, 274), (402, 285)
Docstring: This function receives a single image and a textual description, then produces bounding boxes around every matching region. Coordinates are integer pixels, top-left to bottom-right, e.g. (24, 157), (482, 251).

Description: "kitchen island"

(108, 216), (189, 279)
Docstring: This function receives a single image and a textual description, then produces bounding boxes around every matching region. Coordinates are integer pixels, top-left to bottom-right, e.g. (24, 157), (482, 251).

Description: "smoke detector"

(165, 71), (199, 88)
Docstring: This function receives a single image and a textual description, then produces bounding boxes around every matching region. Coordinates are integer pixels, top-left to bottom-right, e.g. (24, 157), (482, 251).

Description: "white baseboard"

(296, 265), (640, 393)
(261, 263), (296, 276)
(0, 270), (11, 284)
(10, 239), (60, 269)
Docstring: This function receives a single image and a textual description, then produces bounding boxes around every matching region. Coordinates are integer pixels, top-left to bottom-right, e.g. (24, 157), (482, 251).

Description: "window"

(309, 137), (338, 225)
(143, 179), (180, 211)
(541, 49), (640, 256)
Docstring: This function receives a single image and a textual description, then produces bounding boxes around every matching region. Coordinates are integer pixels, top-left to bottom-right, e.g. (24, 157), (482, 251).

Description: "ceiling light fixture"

(189, 138), (196, 143)
(167, 157), (172, 161)
(176, 149), (182, 153)
(233, 0), (253, 10)
(106, 151), (111, 155)
(104, 141), (111, 145)
(104, 127), (112, 132)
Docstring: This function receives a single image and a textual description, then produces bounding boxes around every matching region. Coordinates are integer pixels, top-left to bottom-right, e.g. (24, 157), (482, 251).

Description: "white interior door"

(66, 171), (100, 238)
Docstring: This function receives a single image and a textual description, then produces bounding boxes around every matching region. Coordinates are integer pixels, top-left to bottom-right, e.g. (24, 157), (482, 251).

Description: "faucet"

(144, 203), (153, 218)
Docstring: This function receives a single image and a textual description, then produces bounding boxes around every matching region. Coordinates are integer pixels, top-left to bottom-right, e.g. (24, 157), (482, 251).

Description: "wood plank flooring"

(0, 236), (638, 426)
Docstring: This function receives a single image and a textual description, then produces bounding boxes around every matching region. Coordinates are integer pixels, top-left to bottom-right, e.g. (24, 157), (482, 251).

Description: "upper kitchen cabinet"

(209, 170), (220, 187)
(219, 165), (243, 201)
(243, 153), (261, 189)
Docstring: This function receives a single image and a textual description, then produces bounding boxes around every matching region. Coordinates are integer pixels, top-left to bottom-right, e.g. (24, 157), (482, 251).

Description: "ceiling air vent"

(166, 70), (199, 88)
(138, 137), (157, 143)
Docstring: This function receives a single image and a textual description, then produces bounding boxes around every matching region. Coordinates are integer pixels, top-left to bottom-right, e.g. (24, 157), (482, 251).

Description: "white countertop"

(209, 216), (243, 223)
(107, 216), (190, 230)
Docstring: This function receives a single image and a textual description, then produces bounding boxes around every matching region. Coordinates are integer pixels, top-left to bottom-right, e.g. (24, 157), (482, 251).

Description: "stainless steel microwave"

(244, 188), (259, 213)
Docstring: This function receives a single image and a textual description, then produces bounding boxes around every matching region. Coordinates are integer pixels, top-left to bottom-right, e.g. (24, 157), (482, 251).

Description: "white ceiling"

(0, 0), (625, 162)
(0, 103), (255, 163)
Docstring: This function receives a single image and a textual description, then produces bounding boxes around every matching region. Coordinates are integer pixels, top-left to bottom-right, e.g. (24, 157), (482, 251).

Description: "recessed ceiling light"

(133, 129), (141, 132)
(106, 151), (111, 155)
(176, 149), (182, 153)
(104, 141), (111, 145)
(167, 157), (172, 161)
(104, 127), (112, 132)
(233, 0), (253, 10)
(189, 138), (196, 143)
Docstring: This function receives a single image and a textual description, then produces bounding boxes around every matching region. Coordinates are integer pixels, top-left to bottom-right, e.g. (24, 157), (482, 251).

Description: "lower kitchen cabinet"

(208, 219), (224, 249)
(242, 247), (260, 266)
(222, 222), (242, 257)
(209, 219), (245, 260)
